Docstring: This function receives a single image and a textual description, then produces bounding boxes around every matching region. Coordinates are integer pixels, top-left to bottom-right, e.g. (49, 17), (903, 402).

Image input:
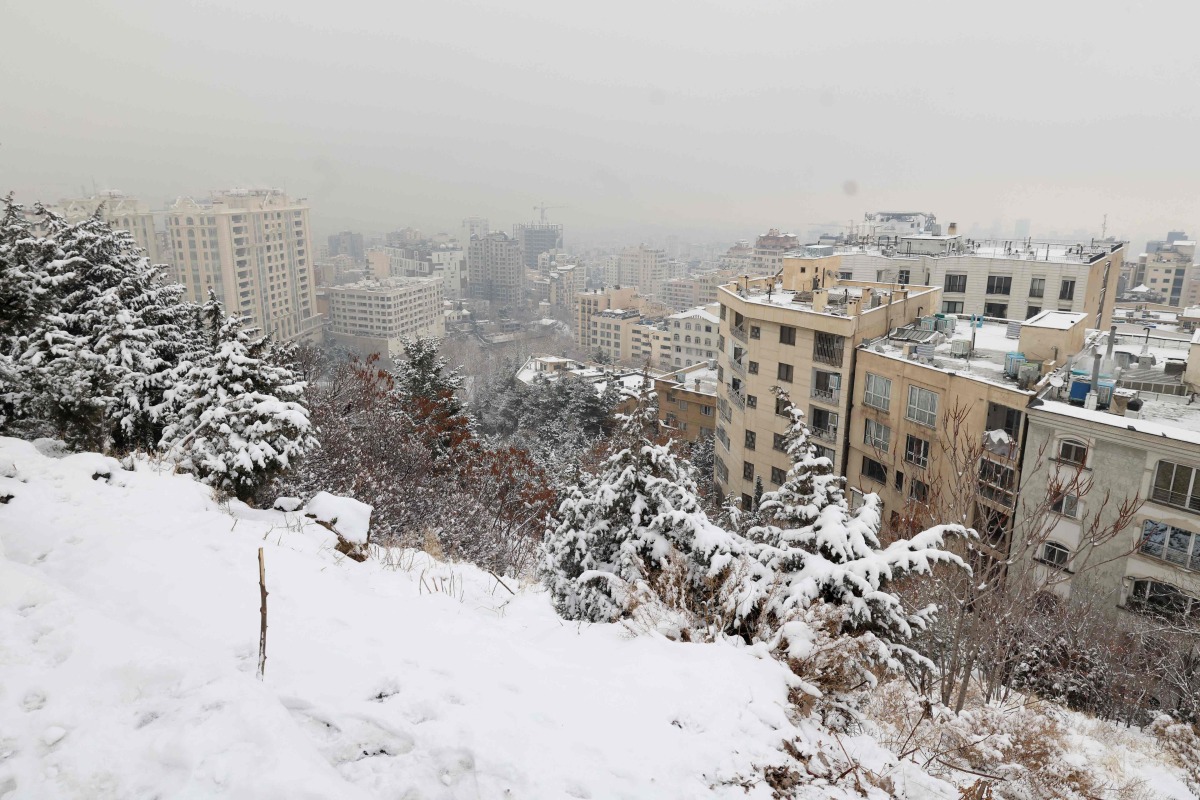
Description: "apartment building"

(655, 362), (718, 442)
(325, 277), (444, 362)
(587, 309), (664, 366)
(327, 231), (364, 263)
(1018, 327), (1200, 621)
(513, 223), (563, 269)
(1128, 237), (1196, 307)
(713, 274), (940, 506)
(166, 189), (321, 343)
(616, 245), (669, 299)
(720, 240), (754, 272)
(467, 231), (524, 308)
(664, 306), (720, 370)
(844, 311), (1086, 545)
(49, 191), (162, 265)
(369, 244), (466, 300)
(660, 269), (736, 310)
(547, 264), (582, 312)
(752, 229), (800, 274)
(834, 236), (1124, 328)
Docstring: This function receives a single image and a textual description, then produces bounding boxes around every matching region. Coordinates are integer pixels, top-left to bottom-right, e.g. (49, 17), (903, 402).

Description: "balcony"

(811, 386), (840, 404)
(730, 324), (748, 344)
(982, 430), (1019, 461)
(811, 426), (838, 443)
(728, 388), (746, 410)
(729, 357), (746, 378)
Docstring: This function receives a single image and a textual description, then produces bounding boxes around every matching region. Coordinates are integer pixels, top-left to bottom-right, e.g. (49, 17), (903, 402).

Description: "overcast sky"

(2, 0), (1197, 249)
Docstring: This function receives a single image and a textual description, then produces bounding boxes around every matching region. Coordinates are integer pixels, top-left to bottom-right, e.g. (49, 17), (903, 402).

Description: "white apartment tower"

(617, 245), (669, 299)
(325, 277), (444, 361)
(166, 189), (321, 343)
(49, 191), (162, 265)
(467, 231), (524, 307)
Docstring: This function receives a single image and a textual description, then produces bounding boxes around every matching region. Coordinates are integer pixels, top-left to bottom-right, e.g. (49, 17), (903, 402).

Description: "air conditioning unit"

(950, 338), (972, 357)
(904, 344), (918, 360)
(1017, 363), (1041, 388)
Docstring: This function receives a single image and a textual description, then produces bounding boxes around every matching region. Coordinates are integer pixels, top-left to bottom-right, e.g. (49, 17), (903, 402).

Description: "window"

(1140, 520), (1200, 570)
(700, 405), (713, 416)
(906, 385), (939, 427)
(744, 430), (756, 450)
(909, 479), (929, 503)
(748, 360), (759, 374)
(715, 456), (729, 482)
(864, 419), (890, 452)
(894, 471), (904, 491)
(1029, 277), (1045, 298)
(743, 461), (755, 480)
(1051, 492), (1079, 518)
(979, 459), (1016, 507)
(750, 325), (761, 339)
(904, 434), (930, 469)
(813, 332), (845, 366)
(944, 274), (967, 293)
(1059, 279), (1076, 301)
(984, 302), (1008, 318)
(1128, 579), (1200, 620)
(746, 395), (757, 409)
(849, 488), (865, 511)
(1025, 305), (1041, 319)
(1058, 439), (1087, 466)
(1041, 541), (1069, 568)
(942, 301), (964, 314)
(773, 433), (787, 452)
(1152, 461), (1200, 512)
(864, 373), (892, 411)
(770, 466), (787, 486)
(777, 363), (793, 382)
(897, 269), (911, 284)
(779, 325), (796, 345)
(863, 456), (887, 484)
(986, 275), (1012, 295)
(775, 397), (789, 416)
(678, 400), (689, 411)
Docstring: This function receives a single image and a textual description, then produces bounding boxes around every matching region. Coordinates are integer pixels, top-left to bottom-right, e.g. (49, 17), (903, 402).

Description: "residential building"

(461, 217), (489, 242)
(327, 230), (364, 263)
(166, 189), (321, 343)
(665, 305), (720, 370)
(1017, 326), (1200, 621)
(752, 229), (800, 274)
(845, 310), (1086, 545)
(547, 264), (582, 312)
(576, 286), (640, 352)
(660, 269), (736, 310)
(833, 235), (1124, 327)
(325, 277), (444, 362)
(514, 223), (564, 270)
(714, 271), (940, 506)
(719, 240), (754, 272)
(49, 191), (162, 265)
(467, 231), (525, 308)
(616, 245), (669, 299)
(1128, 237), (1196, 307)
(655, 362), (718, 441)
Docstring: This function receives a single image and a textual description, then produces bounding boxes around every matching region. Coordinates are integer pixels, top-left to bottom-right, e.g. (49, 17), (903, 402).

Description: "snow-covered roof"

(668, 306), (719, 324)
(866, 318), (1034, 392)
(1034, 398), (1200, 443)
(1131, 284), (1152, 293)
(1023, 310), (1087, 330)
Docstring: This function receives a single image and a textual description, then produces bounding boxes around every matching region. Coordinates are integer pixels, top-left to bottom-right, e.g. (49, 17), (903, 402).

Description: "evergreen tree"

(159, 293), (315, 501)
(747, 389), (965, 657)
(391, 336), (472, 456)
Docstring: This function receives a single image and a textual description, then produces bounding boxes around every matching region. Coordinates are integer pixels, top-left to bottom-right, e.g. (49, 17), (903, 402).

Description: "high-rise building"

(752, 229), (800, 274)
(327, 231), (364, 263)
(461, 217), (489, 242)
(1130, 235), (1196, 307)
(48, 191), (162, 266)
(616, 245), (669, 299)
(514, 223), (563, 270)
(467, 231), (524, 307)
(166, 189), (321, 343)
(325, 276), (444, 363)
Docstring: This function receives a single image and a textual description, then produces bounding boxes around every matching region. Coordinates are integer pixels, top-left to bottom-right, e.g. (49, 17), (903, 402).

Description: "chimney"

(1105, 324), (1116, 362)
(948, 222), (957, 235)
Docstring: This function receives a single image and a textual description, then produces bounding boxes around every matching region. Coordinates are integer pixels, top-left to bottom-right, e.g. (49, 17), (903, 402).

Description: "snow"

(1035, 397), (1200, 443)
(304, 491), (373, 544)
(1023, 310), (1088, 330)
(0, 436), (892, 799)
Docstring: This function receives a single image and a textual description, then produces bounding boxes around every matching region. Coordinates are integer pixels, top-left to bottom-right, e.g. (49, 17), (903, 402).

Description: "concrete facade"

(325, 277), (444, 362)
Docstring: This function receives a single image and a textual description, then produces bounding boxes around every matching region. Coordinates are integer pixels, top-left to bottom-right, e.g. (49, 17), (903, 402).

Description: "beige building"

(467, 231), (524, 308)
(49, 191), (162, 265)
(844, 311), (1085, 544)
(661, 269), (736, 310)
(752, 229), (800, 274)
(166, 189), (321, 343)
(655, 362), (718, 442)
(1128, 239), (1196, 307)
(714, 267), (941, 506)
(547, 264), (582, 312)
(664, 305), (720, 370)
(616, 245), (669, 299)
(325, 277), (444, 361)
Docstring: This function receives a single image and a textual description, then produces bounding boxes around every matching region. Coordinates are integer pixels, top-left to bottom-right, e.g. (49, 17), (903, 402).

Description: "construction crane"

(533, 203), (566, 223)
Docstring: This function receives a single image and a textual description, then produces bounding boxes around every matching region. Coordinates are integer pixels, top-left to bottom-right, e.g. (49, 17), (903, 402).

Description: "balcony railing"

(811, 386), (840, 404)
(982, 430), (1019, 461)
(728, 389), (746, 410)
(730, 324), (748, 343)
(811, 426), (838, 443)
(729, 358), (746, 378)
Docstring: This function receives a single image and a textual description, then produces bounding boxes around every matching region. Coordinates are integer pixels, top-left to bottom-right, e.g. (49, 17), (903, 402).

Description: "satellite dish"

(1050, 376), (1065, 388)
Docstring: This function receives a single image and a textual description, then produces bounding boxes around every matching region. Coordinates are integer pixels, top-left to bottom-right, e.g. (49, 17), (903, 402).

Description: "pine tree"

(747, 389), (965, 658)
(390, 337), (472, 456)
(159, 293), (315, 501)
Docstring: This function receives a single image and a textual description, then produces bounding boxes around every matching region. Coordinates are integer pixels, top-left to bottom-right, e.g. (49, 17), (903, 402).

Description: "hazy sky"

(3, 0), (1197, 249)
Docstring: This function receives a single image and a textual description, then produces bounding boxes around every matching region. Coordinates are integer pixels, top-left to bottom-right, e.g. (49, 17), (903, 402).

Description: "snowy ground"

(0, 437), (1191, 799)
(0, 437), (952, 799)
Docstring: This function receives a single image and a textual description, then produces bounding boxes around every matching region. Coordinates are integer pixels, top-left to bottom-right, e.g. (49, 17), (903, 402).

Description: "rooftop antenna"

(1101, 214), (1108, 240)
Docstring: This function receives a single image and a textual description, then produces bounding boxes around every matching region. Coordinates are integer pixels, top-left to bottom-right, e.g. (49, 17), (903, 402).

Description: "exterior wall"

(467, 232), (524, 307)
(50, 194), (162, 266)
(513, 223), (563, 269)
(617, 245), (668, 299)
(167, 190), (320, 343)
(325, 277), (444, 342)
(655, 375), (716, 442)
(575, 286), (639, 351)
(665, 308), (719, 370)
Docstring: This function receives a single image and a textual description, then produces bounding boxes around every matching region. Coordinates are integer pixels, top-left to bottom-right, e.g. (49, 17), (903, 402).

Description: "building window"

(779, 325), (796, 345)
(1029, 277), (1045, 298)
(979, 459), (1016, 507)
(750, 325), (761, 339)
(748, 360), (759, 374)
(700, 405), (713, 416)
(984, 302), (1008, 318)
(1058, 439), (1088, 466)
(743, 461), (755, 480)
(770, 466), (787, 486)
(1140, 519), (1200, 570)
(944, 274), (967, 293)
(1128, 579), (1200, 620)
(715, 456), (728, 482)
(896, 269), (911, 284)
(774, 397), (789, 416)
(773, 433), (787, 452)
(1059, 279), (1076, 301)
(1025, 305), (1041, 319)
(746, 395), (757, 409)
(904, 434), (930, 469)
(905, 385), (939, 427)
(1151, 460), (1200, 512)
(1041, 541), (1070, 568)
(863, 456), (887, 484)
(1051, 492), (1079, 518)
(986, 275), (1012, 295)
(894, 470), (904, 491)
(813, 332), (844, 366)
(864, 373), (892, 411)
(777, 363), (793, 382)
(745, 430), (756, 450)
(864, 419), (890, 452)
(942, 301), (964, 314)
(909, 479), (929, 503)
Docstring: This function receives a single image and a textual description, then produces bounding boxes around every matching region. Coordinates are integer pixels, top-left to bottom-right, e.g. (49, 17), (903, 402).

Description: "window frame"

(862, 455), (887, 485)
(1057, 439), (1088, 466)
(986, 275), (1012, 295)
(779, 325), (796, 345)
(1041, 541), (1070, 569)
(864, 373), (892, 412)
(1051, 492), (1079, 518)
(905, 385), (939, 428)
(944, 274), (968, 293)
(904, 434), (930, 469)
(864, 418), (891, 452)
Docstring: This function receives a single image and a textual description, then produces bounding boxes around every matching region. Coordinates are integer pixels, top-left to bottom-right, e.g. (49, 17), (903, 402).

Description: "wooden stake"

(257, 547), (268, 679)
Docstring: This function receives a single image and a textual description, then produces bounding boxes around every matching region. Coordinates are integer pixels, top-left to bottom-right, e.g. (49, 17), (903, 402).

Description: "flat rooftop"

(663, 365), (718, 396)
(867, 317), (1034, 392)
(818, 239), (1122, 266)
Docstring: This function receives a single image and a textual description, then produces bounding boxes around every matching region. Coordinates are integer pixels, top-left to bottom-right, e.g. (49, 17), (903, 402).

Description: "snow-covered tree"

(159, 293), (315, 501)
(746, 389), (966, 663)
(391, 336), (472, 456)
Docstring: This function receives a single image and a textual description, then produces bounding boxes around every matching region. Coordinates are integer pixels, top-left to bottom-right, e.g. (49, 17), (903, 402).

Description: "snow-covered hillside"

(0, 437), (950, 799)
(0, 436), (1193, 799)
